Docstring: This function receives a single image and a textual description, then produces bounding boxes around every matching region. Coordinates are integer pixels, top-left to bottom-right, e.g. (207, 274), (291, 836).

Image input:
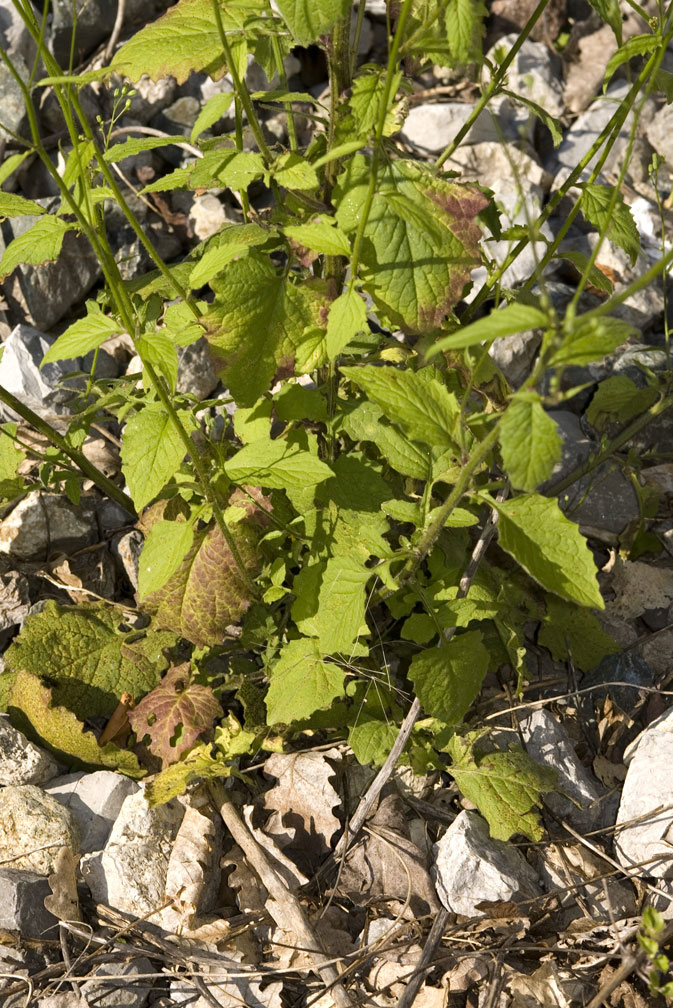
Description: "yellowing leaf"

(326, 286), (368, 360)
(121, 404), (195, 510)
(42, 303), (121, 364)
(275, 0), (350, 45)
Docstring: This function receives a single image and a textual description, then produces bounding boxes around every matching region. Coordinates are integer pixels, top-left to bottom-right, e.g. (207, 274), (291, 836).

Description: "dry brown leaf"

(262, 750), (341, 860)
(44, 847), (80, 923)
(160, 794), (221, 935)
(98, 691), (134, 747)
(508, 961), (585, 1008)
(593, 753), (627, 787)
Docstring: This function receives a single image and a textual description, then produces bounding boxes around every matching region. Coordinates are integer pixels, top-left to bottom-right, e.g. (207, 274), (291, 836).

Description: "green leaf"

(326, 286), (368, 360)
(145, 743), (230, 805)
(0, 193), (46, 218)
(349, 719), (399, 767)
(588, 0), (622, 43)
(0, 424), (26, 483)
(492, 493), (604, 609)
(0, 216), (72, 280)
(274, 383), (328, 422)
(225, 434), (333, 492)
(341, 400), (430, 479)
(341, 364), (459, 449)
(349, 66), (404, 137)
(4, 601), (172, 719)
(41, 303), (121, 364)
(274, 0), (350, 45)
(502, 88), (562, 146)
(266, 637), (345, 723)
(189, 223), (269, 288)
(445, 0), (487, 63)
(190, 149), (265, 191)
(554, 250), (614, 294)
(162, 299), (206, 347)
(140, 167), (193, 194)
(539, 596), (619, 671)
(586, 374), (657, 429)
(603, 34), (656, 91)
(334, 155), (487, 333)
(128, 664), (222, 766)
(142, 499), (267, 647)
(138, 520), (195, 599)
(447, 733), (557, 841)
(499, 396), (562, 491)
(121, 404), (195, 510)
(191, 91), (236, 143)
(136, 331), (179, 393)
(110, 0), (263, 83)
(7, 669), (144, 779)
(103, 135), (188, 162)
(317, 555), (371, 655)
(272, 151), (319, 190)
(408, 633), (489, 723)
(581, 184), (640, 266)
(284, 217), (351, 257)
(655, 68), (673, 103)
(427, 302), (549, 356)
(204, 253), (326, 406)
(549, 316), (636, 367)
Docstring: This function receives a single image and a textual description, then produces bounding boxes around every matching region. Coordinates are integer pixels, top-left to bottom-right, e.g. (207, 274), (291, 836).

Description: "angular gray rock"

(615, 704), (673, 878)
(49, 0), (117, 66)
(45, 770), (140, 854)
(519, 708), (603, 832)
(432, 810), (540, 917)
(0, 55), (29, 145)
(0, 490), (97, 561)
(0, 868), (60, 939)
(0, 717), (60, 786)
(0, 784), (80, 876)
(0, 0), (37, 66)
(399, 96), (532, 155)
(177, 337), (220, 399)
(81, 787), (184, 916)
(486, 35), (564, 120)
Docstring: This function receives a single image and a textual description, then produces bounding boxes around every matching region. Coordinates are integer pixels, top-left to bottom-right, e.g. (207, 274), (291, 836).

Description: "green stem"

(0, 386), (136, 514)
(141, 362), (258, 597)
(432, 0), (551, 171)
(271, 33), (297, 153)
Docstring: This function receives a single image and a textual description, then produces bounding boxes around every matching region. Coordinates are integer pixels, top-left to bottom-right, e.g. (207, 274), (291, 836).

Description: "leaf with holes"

(129, 664), (223, 766)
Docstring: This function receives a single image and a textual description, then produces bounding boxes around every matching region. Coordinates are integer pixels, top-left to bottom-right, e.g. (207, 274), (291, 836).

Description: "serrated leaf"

(335, 155), (487, 333)
(0, 193), (46, 218)
(191, 92), (236, 142)
(140, 167), (193, 194)
(190, 149), (265, 191)
(538, 596), (619, 671)
(189, 223), (269, 288)
(0, 216), (72, 280)
(41, 303), (121, 364)
(428, 302), (549, 356)
(129, 663), (222, 766)
(349, 66), (403, 137)
(136, 331), (179, 392)
(274, 0), (350, 45)
(348, 719), (399, 767)
(145, 743), (230, 805)
(445, 0), (487, 63)
(4, 601), (172, 719)
(549, 315), (636, 367)
(341, 364), (459, 449)
(121, 404), (195, 510)
(554, 250), (614, 294)
(138, 520), (195, 599)
(203, 253), (325, 406)
(581, 184), (640, 266)
(603, 34), (656, 91)
(499, 396), (562, 491)
(103, 135), (188, 162)
(225, 435), (333, 491)
(7, 669), (144, 778)
(142, 493), (269, 646)
(502, 88), (562, 146)
(341, 400), (430, 480)
(272, 151), (318, 190)
(492, 493), (604, 609)
(284, 217), (351, 257)
(447, 733), (556, 841)
(266, 637), (345, 724)
(586, 374), (657, 429)
(274, 383), (328, 422)
(111, 0), (261, 83)
(326, 286), (368, 360)
(317, 555), (371, 655)
(588, 0), (622, 43)
(408, 633), (489, 723)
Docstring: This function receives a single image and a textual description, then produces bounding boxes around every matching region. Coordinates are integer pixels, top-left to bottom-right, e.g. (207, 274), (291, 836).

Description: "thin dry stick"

(103, 0), (126, 63)
(396, 907), (450, 1008)
(330, 494), (505, 867)
(208, 782), (356, 1008)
